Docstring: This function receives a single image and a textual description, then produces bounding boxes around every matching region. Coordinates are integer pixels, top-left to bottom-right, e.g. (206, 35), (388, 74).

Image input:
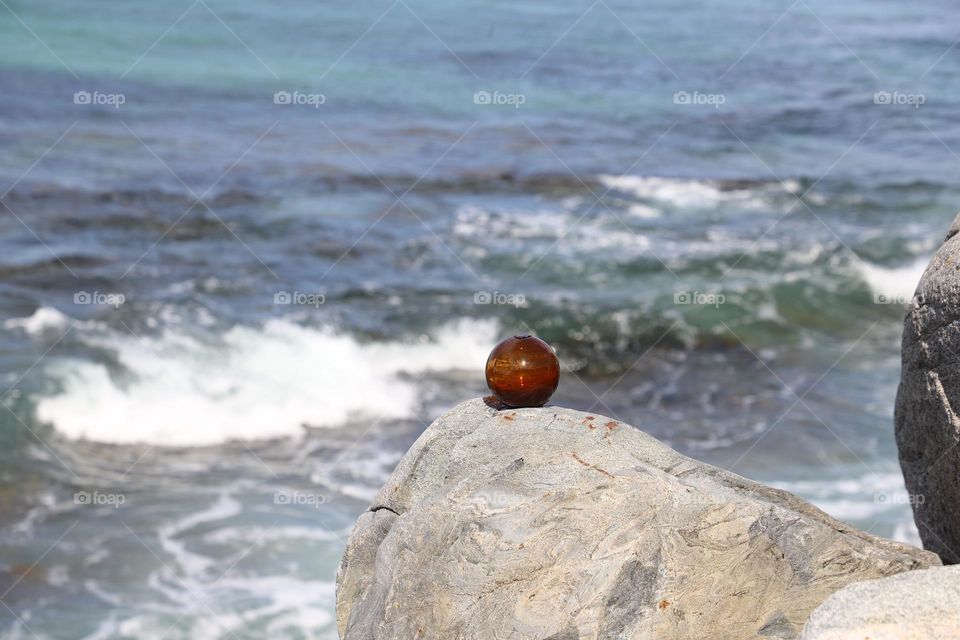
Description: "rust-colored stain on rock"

(571, 452), (614, 478)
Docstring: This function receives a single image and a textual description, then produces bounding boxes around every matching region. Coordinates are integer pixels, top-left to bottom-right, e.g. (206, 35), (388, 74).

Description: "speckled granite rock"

(800, 565), (960, 640)
(336, 399), (938, 640)
(895, 211), (960, 563)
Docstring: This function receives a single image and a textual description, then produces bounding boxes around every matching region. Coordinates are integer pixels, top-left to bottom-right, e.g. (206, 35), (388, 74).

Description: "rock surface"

(337, 399), (938, 640)
(800, 565), (960, 640)
(895, 212), (960, 563)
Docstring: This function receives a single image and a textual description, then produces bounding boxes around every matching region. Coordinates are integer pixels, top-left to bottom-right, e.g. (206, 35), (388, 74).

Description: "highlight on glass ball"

(485, 334), (560, 408)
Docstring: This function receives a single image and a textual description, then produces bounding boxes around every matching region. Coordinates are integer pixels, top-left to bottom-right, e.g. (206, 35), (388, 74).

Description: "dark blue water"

(1, 0), (957, 637)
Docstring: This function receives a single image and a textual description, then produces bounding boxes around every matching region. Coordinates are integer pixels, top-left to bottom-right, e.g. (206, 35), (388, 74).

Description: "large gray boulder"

(337, 399), (937, 640)
(800, 565), (960, 640)
(895, 212), (960, 563)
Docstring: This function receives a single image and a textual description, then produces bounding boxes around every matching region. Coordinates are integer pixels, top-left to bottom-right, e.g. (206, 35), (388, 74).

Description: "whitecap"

(4, 307), (72, 336)
(597, 175), (758, 209)
(626, 203), (661, 219)
(855, 257), (928, 302)
(770, 472), (916, 524)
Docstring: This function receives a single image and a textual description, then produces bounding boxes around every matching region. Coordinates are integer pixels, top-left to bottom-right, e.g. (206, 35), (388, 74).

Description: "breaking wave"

(31, 318), (496, 446)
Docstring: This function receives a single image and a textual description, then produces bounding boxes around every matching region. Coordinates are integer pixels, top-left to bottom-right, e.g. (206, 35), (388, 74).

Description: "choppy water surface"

(1, 0), (958, 637)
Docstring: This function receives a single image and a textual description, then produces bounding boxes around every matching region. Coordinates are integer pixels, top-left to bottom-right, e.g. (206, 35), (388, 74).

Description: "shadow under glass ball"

(485, 335), (560, 408)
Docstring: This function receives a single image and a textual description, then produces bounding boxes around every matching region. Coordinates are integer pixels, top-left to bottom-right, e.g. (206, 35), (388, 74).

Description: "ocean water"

(1, 0), (957, 637)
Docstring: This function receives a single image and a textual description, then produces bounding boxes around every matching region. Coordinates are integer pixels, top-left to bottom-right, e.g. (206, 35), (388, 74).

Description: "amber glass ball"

(485, 335), (560, 408)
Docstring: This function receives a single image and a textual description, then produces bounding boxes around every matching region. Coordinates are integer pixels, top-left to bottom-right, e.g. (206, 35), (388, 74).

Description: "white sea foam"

(627, 204), (663, 219)
(78, 492), (338, 639)
(597, 175), (761, 209)
(627, 203), (662, 219)
(35, 318), (496, 446)
(310, 447), (406, 502)
(4, 306), (71, 336)
(856, 258), (928, 302)
(892, 519), (922, 547)
(770, 471), (919, 537)
(158, 493), (243, 575)
(452, 205), (650, 251)
(453, 205), (574, 240)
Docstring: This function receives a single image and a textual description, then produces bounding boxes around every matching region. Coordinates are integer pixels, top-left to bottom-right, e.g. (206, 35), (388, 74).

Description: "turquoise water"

(1, 0), (958, 637)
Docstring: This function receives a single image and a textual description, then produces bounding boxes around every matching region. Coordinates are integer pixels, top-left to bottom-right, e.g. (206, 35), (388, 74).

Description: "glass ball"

(485, 335), (560, 408)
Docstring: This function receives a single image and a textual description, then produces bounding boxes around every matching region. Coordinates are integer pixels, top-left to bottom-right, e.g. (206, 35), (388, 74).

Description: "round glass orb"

(485, 335), (560, 408)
